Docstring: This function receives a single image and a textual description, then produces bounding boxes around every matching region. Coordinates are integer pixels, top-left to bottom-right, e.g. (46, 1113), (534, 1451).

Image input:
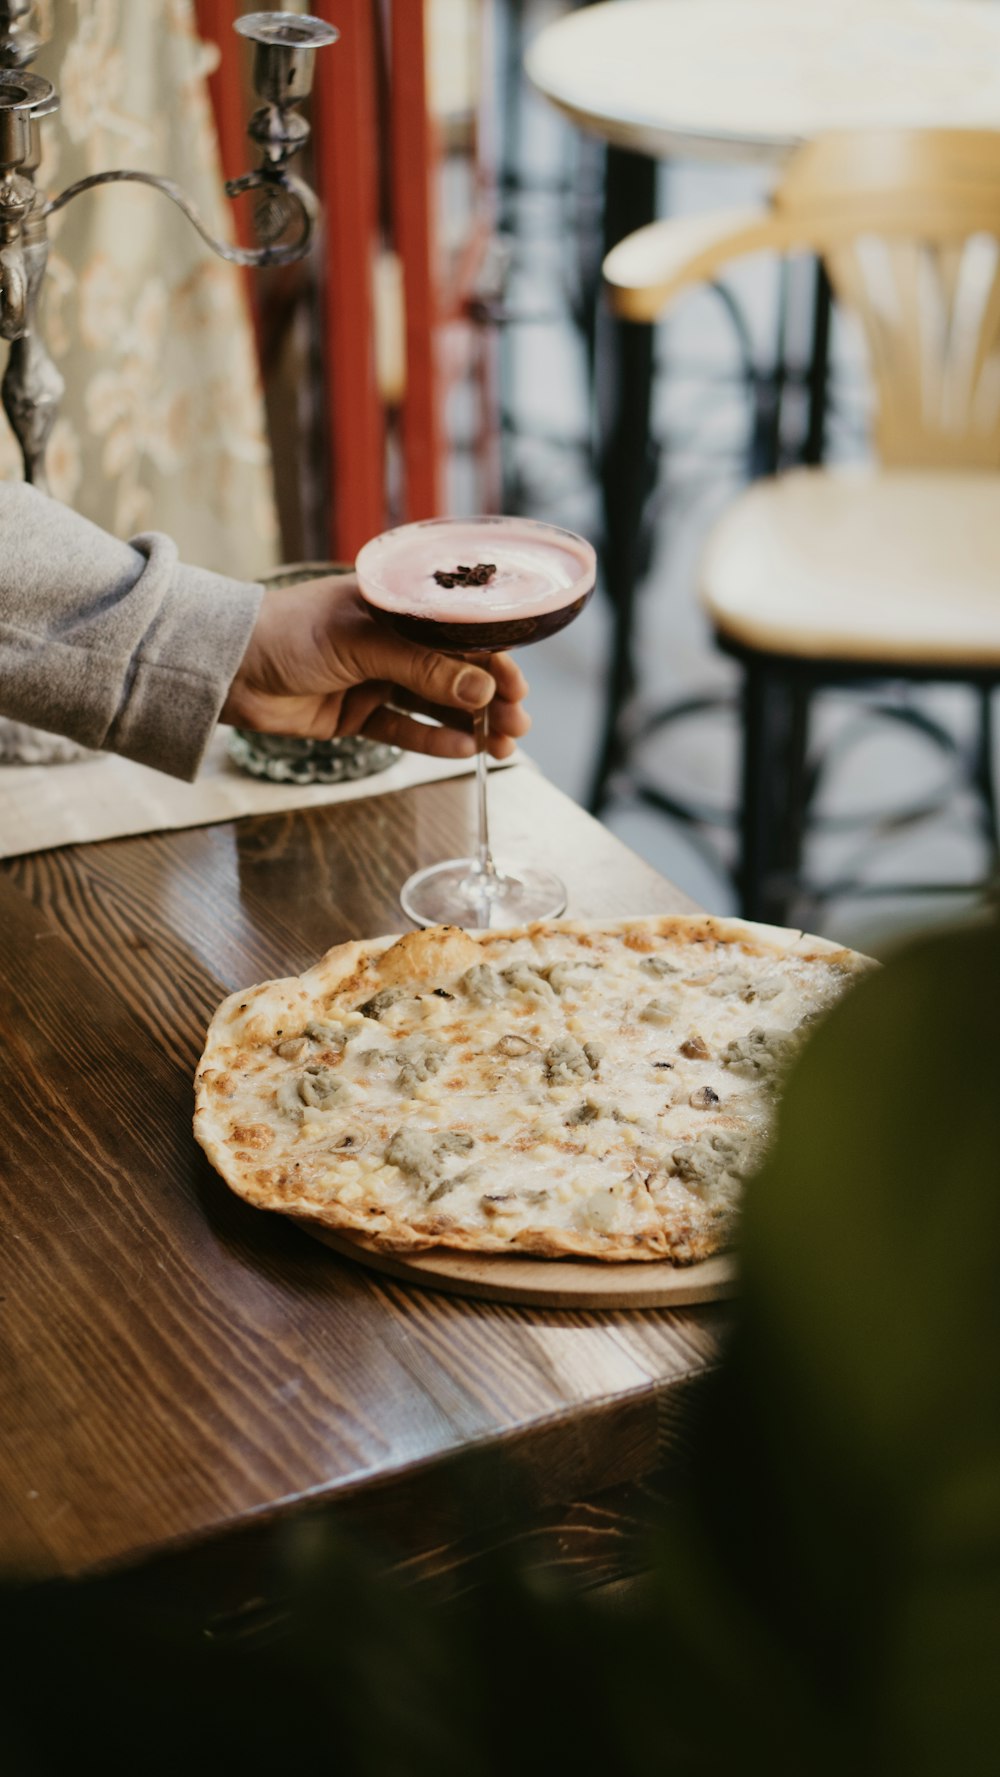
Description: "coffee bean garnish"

(433, 562), (497, 588)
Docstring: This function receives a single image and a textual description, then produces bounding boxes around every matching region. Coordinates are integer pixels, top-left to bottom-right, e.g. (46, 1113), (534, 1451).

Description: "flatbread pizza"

(194, 915), (872, 1264)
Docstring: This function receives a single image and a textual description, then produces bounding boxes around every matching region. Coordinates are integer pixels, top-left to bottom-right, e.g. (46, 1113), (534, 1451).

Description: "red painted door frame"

(388, 0), (444, 520)
(313, 0), (387, 559)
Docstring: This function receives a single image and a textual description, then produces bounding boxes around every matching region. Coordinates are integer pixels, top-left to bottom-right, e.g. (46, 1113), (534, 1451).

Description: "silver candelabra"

(0, 4), (399, 785)
(0, 2), (337, 491)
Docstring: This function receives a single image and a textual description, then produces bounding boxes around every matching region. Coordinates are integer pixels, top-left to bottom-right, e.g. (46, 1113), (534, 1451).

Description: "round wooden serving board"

(293, 1219), (736, 1308)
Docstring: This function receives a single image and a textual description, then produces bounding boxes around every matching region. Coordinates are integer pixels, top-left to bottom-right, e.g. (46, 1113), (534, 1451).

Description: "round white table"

(526, 0), (1000, 166)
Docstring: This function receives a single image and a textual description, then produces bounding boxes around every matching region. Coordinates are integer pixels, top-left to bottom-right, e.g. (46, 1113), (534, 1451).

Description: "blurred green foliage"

(3, 918), (998, 1775)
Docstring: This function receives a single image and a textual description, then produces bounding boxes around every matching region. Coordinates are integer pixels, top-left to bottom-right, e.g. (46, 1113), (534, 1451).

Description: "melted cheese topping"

(196, 920), (867, 1263)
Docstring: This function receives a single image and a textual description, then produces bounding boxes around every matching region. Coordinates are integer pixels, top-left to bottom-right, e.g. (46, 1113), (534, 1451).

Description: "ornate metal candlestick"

(0, 5), (337, 490)
(0, 5), (394, 782)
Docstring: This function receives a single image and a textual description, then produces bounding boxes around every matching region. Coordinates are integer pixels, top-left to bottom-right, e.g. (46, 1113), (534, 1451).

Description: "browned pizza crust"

(194, 916), (871, 1263)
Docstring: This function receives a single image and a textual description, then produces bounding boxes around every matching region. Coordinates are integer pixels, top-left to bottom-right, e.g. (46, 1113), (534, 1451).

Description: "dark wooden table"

(0, 765), (725, 1622)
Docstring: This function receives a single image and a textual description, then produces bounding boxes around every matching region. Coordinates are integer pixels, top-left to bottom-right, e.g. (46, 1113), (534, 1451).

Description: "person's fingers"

(334, 678), (529, 747)
(371, 707), (522, 757)
(381, 688), (532, 739)
(483, 731), (519, 760)
(486, 651), (529, 702)
(359, 706), (477, 759)
(359, 702), (517, 759)
(334, 680), (398, 737)
(328, 675), (517, 756)
(347, 629), (497, 712)
(364, 703), (515, 760)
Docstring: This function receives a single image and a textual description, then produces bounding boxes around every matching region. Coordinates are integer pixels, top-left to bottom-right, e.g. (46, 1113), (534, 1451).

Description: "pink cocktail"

(356, 516), (597, 928)
(357, 516), (594, 651)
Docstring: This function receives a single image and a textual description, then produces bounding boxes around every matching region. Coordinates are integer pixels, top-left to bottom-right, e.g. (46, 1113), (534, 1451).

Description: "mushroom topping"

(565, 1098), (602, 1125)
(689, 1086), (721, 1110)
(394, 1035), (447, 1092)
(298, 1065), (348, 1109)
(721, 1025), (799, 1081)
(640, 996), (679, 1025)
(306, 1020), (349, 1047)
(458, 963), (506, 1006)
(639, 954), (680, 979)
(436, 1130), (476, 1159)
(386, 1128), (437, 1177)
(495, 1032), (539, 1058)
(670, 1128), (755, 1192)
(276, 1066), (349, 1115)
(543, 961), (596, 994)
(356, 986), (407, 1022)
(331, 1132), (362, 1150)
(745, 974), (785, 1004)
(427, 1162), (481, 1203)
(501, 962), (555, 998)
(386, 1126), (474, 1188)
(278, 1020), (349, 1060)
(706, 967), (751, 998)
(679, 1034), (711, 1060)
(543, 1036), (592, 1084)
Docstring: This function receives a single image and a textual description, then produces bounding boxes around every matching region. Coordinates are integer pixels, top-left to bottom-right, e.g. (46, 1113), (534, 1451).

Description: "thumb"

(352, 630), (496, 710)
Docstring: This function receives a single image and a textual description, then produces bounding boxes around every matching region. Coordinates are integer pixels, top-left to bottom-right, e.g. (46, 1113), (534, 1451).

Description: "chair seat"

(701, 468), (1000, 668)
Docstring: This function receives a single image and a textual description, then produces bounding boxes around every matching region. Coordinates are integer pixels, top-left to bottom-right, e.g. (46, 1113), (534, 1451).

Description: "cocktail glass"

(356, 515), (596, 929)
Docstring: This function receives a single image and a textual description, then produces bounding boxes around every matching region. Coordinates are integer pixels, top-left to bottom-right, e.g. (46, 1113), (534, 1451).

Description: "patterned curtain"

(0, 0), (279, 579)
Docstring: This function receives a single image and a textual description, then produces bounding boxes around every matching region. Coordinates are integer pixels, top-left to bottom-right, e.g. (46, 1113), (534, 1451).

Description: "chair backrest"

(777, 132), (1000, 469)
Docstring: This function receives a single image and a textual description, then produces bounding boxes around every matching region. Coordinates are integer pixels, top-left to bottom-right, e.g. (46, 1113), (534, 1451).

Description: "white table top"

(526, 0), (1000, 164)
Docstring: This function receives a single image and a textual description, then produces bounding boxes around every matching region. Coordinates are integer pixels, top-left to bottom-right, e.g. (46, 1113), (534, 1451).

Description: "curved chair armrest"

(603, 206), (797, 323)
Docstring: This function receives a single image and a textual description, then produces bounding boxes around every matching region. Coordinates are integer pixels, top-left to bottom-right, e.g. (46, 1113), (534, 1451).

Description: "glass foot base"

(400, 858), (567, 930)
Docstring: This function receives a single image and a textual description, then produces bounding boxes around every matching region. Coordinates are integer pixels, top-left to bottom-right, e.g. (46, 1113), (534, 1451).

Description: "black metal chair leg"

(802, 262), (833, 467)
(588, 367), (654, 817)
(588, 146), (658, 817)
(747, 259), (791, 481)
(774, 678), (813, 926)
(973, 685), (1000, 874)
(739, 662), (775, 920)
(587, 542), (643, 816)
(738, 662), (806, 924)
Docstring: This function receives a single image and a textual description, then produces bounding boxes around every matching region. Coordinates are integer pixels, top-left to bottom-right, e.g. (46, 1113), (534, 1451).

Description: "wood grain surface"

(0, 767), (724, 1589)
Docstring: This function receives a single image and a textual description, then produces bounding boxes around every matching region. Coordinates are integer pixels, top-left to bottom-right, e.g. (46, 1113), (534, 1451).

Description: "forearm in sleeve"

(0, 482), (263, 779)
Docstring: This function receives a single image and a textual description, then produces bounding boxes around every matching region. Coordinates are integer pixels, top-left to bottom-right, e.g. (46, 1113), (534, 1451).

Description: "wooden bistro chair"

(603, 129), (1000, 925)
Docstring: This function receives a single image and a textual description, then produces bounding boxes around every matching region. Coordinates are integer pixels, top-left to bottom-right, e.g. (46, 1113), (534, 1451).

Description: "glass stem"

(474, 705), (497, 880)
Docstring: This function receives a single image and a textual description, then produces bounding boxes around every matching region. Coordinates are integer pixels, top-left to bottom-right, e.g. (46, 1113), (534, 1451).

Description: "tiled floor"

(483, 14), (998, 958)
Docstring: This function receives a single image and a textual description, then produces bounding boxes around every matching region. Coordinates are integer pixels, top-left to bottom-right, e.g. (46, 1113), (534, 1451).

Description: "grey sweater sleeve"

(0, 481), (264, 780)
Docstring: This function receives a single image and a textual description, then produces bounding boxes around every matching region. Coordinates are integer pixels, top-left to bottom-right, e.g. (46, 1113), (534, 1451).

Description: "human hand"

(222, 573), (531, 760)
